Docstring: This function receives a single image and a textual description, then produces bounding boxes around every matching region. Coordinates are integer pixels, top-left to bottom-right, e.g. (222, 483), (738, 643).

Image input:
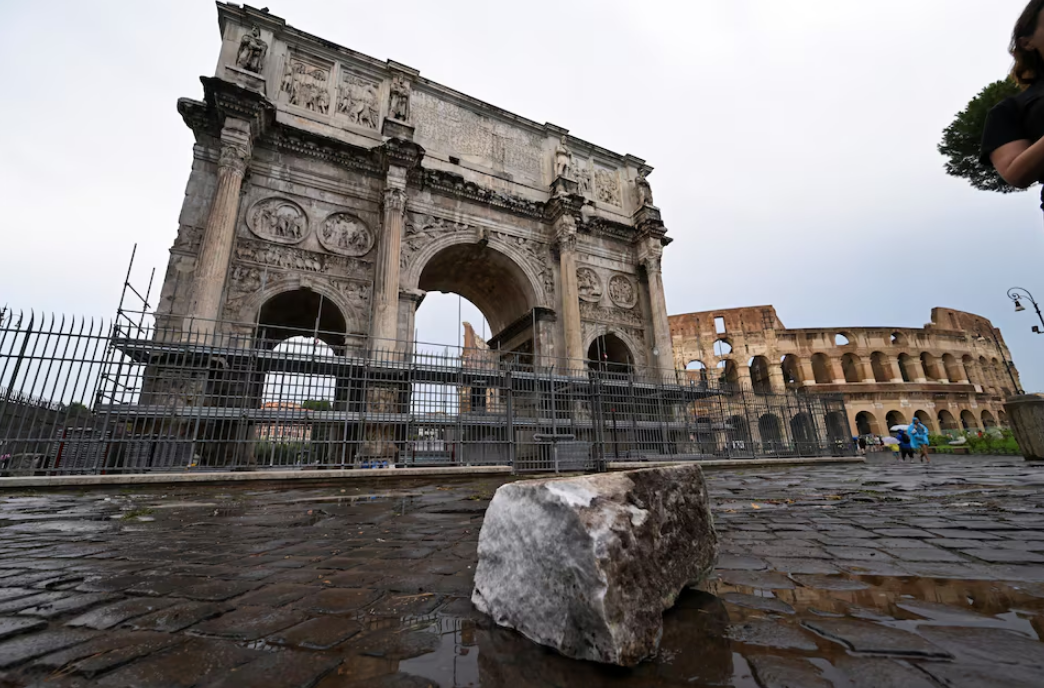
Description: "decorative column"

(638, 237), (674, 376)
(555, 221), (584, 366)
(187, 118), (253, 337)
(372, 170), (407, 353)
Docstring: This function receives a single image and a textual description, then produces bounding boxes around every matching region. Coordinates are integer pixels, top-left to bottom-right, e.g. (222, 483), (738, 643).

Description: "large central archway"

(415, 243), (539, 337)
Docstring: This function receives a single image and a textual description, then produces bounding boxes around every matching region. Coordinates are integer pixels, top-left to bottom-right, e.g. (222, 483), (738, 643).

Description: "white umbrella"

(890, 425), (907, 432)
(881, 436), (899, 445)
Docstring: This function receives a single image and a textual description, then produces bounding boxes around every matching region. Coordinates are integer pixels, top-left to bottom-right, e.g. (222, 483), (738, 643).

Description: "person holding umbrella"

(908, 418), (931, 464)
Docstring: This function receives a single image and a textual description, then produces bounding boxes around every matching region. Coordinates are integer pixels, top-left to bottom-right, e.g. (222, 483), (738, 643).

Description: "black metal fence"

(0, 310), (853, 476)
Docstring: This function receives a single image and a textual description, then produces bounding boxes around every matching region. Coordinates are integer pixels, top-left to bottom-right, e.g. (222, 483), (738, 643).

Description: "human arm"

(990, 137), (1044, 188)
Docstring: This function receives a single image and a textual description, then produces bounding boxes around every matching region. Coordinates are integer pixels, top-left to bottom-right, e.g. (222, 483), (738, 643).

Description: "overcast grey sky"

(1, 0), (1041, 388)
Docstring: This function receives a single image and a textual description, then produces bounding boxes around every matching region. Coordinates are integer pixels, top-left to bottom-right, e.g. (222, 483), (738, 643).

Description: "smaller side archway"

(587, 333), (634, 374)
(998, 410), (1008, 426)
(685, 360), (708, 384)
(885, 410), (908, 429)
(981, 410), (997, 428)
(938, 409), (959, 432)
(855, 411), (881, 436)
(758, 414), (784, 447)
(960, 409), (979, 431)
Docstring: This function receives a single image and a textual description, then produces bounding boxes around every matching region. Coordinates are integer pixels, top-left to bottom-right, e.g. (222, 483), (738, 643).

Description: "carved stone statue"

(635, 168), (654, 207)
(390, 75), (411, 121)
(236, 27), (268, 73)
(555, 136), (573, 179)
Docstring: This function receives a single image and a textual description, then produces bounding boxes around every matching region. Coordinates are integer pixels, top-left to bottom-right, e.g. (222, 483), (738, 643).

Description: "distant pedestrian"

(909, 418), (931, 464)
(857, 436), (868, 456)
(981, 0), (1044, 206)
(896, 428), (914, 462)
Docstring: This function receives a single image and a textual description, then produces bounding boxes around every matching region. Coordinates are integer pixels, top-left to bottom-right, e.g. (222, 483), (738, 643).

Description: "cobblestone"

(0, 455), (1040, 686)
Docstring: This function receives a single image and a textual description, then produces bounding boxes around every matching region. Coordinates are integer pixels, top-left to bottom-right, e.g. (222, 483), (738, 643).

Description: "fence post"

(505, 367), (515, 470)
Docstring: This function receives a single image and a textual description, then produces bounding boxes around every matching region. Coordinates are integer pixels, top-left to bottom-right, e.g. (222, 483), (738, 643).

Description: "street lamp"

(1007, 287), (1044, 334)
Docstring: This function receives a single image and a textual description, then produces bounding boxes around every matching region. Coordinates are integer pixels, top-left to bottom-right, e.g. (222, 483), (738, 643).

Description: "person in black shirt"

(981, 0), (1044, 205)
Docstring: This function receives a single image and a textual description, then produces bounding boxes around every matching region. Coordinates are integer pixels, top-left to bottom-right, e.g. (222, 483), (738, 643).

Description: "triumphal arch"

(157, 4), (674, 373)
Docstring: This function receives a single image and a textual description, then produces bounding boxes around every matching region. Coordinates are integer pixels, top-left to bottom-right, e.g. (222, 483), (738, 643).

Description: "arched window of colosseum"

(841, 353), (865, 383)
(897, 353), (916, 383)
(870, 352), (891, 383)
(890, 332), (907, 346)
(727, 415), (750, 446)
(811, 353), (833, 384)
(781, 354), (802, 386)
(835, 333), (852, 346)
(758, 414), (783, 446)
(998, 410), (1008, 426)
(960, 409), (979, 431)
(685, 360), (708, 383)
(713, 339), (733, 357)
(914, 410), (934, 432)
(938, 409), (959, 432)
(717, 359), (740, 393)
(790, 413), (815, 449)
(981, 410), (997, 428)
(920, 352), (943, 381)
(942, 354), (963, 383)
(886, 410), (908, 429)
(855, 411), (880, 436)
(748, 356), (772, 395)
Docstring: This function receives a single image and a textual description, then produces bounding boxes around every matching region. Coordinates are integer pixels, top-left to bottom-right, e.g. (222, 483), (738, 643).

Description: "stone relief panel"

(400, 213), (470, 271)
(336, 72), (380, 129)
(319, 213), (374, 257)
(595, 167), (621, 206)
(608, 274), (637, 309)
(579, 300), (644, 328)
(247, 198), (309, 244)
(234, 238), (372, 279)
(411, 91), (542, 180)
(491, 231), (554, 299)
(577, 267), (603, 303)
(280, 54), (331, 114)
(569, 158), (593, 196)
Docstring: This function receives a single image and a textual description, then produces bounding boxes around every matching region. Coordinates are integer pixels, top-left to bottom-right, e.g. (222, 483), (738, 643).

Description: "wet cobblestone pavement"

(0, 455), (1043, 687)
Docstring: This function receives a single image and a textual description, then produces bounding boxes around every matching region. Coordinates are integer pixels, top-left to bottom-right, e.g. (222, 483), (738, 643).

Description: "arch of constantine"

(670, 305), (1022, 438)
(157, 3), (673, 373)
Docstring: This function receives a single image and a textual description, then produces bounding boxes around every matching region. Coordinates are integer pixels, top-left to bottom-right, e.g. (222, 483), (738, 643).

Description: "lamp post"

(1007, 287), (1044, 334)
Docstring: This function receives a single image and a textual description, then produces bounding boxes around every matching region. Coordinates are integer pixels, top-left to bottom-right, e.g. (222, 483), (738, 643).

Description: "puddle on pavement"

(346, 576), (1044, 688)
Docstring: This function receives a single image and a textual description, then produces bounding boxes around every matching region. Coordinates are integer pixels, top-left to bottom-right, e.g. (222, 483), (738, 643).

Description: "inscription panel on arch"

(411, 91), (542, 180)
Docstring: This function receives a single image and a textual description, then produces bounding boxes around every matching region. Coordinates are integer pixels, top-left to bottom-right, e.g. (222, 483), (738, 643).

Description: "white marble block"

(471, 465), (718, 666)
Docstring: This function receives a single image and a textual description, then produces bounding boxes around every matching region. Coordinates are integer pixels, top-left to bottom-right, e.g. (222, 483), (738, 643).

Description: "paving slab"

(719, 592), (795, 615)
(267, 616), (362, 650)
(801, 618), (951, 657)
(747, 655), (833, 688)
(95, 639), (260, 688)
(0, 628), (96, 669)
(66, 597), (176, 630)
(832, 656), (940, 688)
(190, 606), (309, 641)
(726, 619), (818, 650)
(915, 626), (1044, 667)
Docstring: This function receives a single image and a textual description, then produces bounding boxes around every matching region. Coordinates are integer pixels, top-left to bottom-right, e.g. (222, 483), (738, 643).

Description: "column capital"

(218, 142), (251, 176)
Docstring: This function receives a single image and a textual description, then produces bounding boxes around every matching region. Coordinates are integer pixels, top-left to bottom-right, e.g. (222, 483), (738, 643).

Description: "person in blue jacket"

(908, 418), (931, 464)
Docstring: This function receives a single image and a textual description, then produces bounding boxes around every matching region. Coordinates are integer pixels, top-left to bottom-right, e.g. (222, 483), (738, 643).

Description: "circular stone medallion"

(319, 213), (374, 257)
(608, 274), (637, 309)
(247, 198), (309, 245)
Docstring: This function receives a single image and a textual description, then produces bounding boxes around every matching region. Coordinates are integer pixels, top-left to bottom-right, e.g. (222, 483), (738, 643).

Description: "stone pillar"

(186, 118), (253, 337)
(397, 289), (426, 347)
(798, 360), (816, 386)
(768, 365), (787, 393)
(638, 238), (674, 376)
(555, 220), (584, 366)
(372, 168), (408, 354)
(886, 356), (903, 383)
(828, 357), (846, 385)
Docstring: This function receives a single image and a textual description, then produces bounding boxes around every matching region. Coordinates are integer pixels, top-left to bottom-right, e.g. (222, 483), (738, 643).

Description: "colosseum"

(669, 306), (1022, 439)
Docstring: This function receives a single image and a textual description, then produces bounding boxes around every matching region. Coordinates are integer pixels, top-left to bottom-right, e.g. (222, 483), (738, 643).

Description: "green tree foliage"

(939, 78), (1024, 193)
(301, 399), (332, 411)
